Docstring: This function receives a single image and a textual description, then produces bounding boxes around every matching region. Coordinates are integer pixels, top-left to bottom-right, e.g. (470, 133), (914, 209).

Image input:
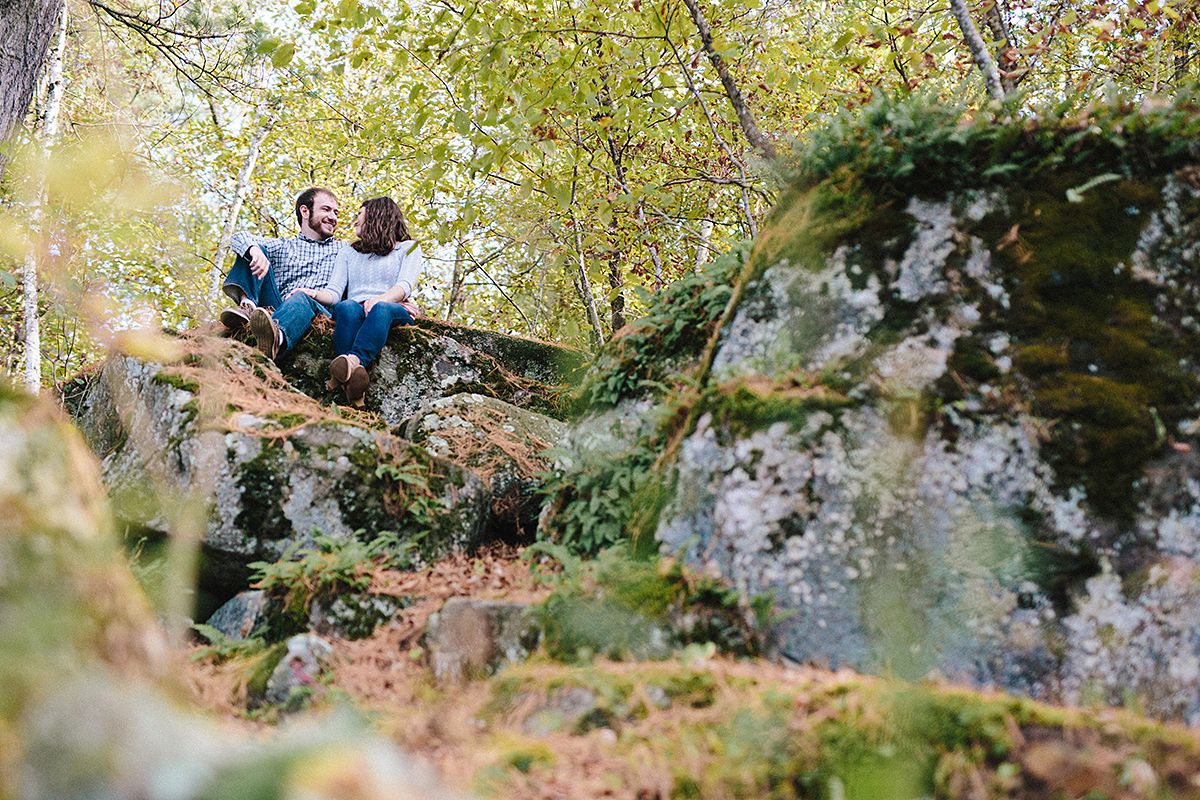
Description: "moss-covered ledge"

(280, 317), (587, 423)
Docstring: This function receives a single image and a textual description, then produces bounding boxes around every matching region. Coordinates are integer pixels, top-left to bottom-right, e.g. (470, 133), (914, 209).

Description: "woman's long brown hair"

(352, 196), (411, 256)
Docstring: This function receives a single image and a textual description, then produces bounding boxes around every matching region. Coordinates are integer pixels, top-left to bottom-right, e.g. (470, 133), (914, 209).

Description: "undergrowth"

(248, 532), (417, 637)
(571, 246), (747, 412)
(526, 543), (764, 662)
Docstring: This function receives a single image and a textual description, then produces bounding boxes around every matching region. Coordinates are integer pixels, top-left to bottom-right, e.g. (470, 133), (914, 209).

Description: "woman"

(289, 196), (423, 405)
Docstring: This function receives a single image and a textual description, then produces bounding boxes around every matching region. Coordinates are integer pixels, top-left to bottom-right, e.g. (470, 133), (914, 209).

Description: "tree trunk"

(1175, 42), (1191, 87)
(21, 4), (66, 393)
(694, 195), (718, 272)
(949, 0), (1005, 102)
(573, 229), (605, 348)
(0, 0), (63, 144)
(607, 231), (626, 334)
(444, 248), (466, 322)
(680, 0), (776, 160)
(211, 111), (274, 303)
(982, 0), (1017, 93)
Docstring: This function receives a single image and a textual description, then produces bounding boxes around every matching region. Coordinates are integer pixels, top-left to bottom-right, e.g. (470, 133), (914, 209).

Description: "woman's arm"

(363, 243), (423, 313)
(317, 247), (351, 304)
(286, 286), (338, 304)
(393, 242), (423, 301)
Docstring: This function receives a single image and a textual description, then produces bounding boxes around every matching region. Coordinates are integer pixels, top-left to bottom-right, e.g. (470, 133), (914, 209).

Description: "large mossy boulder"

(65, 337), (490, 595)
(281, 318), (585, 425)
(546, 96), (1200, 721)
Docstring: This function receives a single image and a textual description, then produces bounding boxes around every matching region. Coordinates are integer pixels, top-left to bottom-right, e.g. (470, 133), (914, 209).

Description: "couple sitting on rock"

(219, 187), (423, 405)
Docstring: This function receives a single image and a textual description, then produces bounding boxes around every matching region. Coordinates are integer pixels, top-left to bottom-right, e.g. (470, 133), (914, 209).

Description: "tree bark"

(982, 0), (1017, 93)
(694, 195), (718, 272)
(680, 0), (776, 160)
(607, 229), (626, 334)
(21, 4), (66, 393)
(572, 228), (605, 347)
(1175, 42), (1191, 87)
(211, 111), (274, 303)
(949, 0), (1005, 102)
(0, 0), (63, 144)
(444, 248), (466, 322)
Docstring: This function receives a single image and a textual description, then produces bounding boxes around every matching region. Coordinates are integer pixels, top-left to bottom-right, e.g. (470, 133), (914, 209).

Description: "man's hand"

(247, 245), (270, 279)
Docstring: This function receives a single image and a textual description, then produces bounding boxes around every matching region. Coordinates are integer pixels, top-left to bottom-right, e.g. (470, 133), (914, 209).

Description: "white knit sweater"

(323, 240), (423, 303)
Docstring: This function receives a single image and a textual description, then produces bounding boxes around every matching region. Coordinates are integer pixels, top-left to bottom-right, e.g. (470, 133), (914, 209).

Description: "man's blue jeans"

(273, 293), (331, 352)
(223, 254), (283, 309)
(332, 300), (415, 367)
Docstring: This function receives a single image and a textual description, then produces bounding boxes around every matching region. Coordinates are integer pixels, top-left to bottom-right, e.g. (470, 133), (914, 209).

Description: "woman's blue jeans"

(332, 300), (415, 366)
(273, 293), (331, 352)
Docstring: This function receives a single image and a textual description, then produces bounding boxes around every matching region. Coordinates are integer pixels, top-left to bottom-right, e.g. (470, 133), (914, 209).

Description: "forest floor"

(179, 546), (1200, 800)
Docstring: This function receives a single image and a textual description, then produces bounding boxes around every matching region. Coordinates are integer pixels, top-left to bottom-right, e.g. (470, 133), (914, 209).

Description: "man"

(219, 187), (342, 357)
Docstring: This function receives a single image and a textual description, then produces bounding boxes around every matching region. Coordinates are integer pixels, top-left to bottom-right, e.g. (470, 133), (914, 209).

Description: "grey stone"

(21, 672), (464, 800)
(403, 393), (567, 535)
(0, 388), (465, 800)
(204, 590), (267, 641)
(310, 591), (407, 640)
(425, 597), (541, 682)
(555, 169), (1200, 721)
(264, 632), (334, 708)
(281, 318), (585, 425)
(520, 687), (598, 737)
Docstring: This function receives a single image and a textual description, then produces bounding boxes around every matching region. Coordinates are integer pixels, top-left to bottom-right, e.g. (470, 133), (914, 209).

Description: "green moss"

(233, 443), (290, 541)
(245, 641), (287, 700)
(656, 670), (718, 708)
(266, 411), (307, 429)
(748, 178), (881, 280)
(706, 376), (853, 438)
(1014, 343), (1068, 375)
(535, 546), (761, 661)
(978, 175), (1198, 520)
(151, 371), (199, 393)
(795, 90), (1200, 199)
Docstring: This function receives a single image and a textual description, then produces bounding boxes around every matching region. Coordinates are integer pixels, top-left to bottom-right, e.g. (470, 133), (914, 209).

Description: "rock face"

(63, 322), (581, 597)
(403, 393), (567, 536)
(67, 344), (488, 594)
(283, 318), (585, 425)
(549, 99), (1200, 721)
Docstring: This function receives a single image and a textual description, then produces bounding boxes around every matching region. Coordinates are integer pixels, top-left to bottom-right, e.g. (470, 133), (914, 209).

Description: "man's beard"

(307, 211), (335, 239)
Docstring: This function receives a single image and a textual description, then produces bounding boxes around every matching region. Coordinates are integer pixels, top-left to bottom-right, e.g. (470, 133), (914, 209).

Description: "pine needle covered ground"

(183, 546), (1200, 800)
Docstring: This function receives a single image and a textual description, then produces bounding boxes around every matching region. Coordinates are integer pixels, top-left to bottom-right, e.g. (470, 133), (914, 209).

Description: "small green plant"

(537, 438), (660, 555)
(248, 531), (415, 633)
(572, 247), (746, 412)
(375, 456), (440, 528)
(189, 623), (266, 662)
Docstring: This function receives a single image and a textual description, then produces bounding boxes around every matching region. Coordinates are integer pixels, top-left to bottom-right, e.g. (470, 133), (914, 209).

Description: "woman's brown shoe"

(327, 354), (360, 390)
(343, 364), (369, 407)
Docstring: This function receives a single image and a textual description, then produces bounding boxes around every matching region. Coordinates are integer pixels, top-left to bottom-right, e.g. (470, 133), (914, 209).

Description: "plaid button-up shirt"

(230, 231), (344, 298)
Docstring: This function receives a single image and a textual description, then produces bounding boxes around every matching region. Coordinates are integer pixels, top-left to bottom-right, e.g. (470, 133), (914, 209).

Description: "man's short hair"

(295, 187), (334, 226)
